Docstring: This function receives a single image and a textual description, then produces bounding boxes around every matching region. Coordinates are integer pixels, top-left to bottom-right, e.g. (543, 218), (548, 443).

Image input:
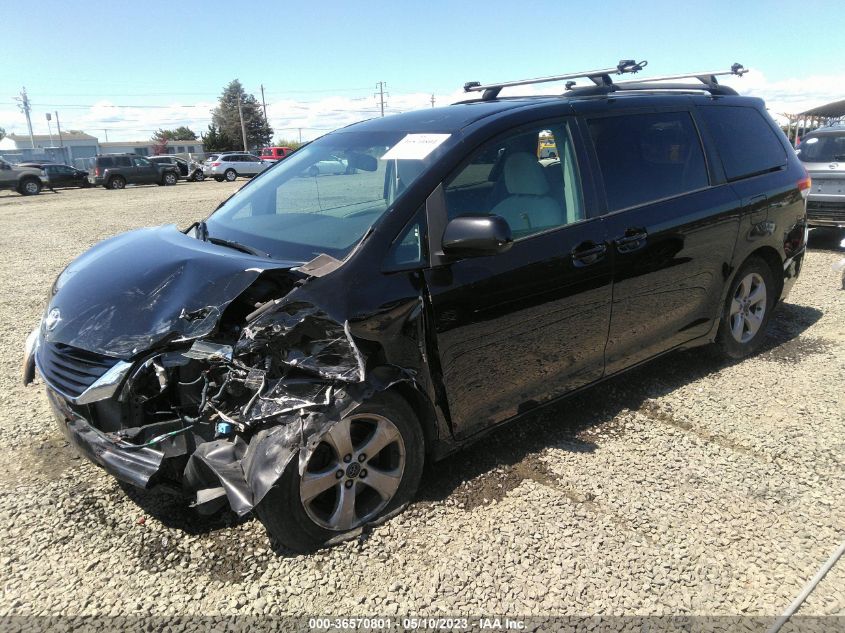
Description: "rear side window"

(589, 111), (709, 212)
(115, 156), (132, 167)
(698, 106), (786, 181)
(98, 157), (114, 168)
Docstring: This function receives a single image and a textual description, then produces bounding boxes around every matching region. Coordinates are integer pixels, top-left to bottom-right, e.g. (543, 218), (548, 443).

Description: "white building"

(98, 139), (205, 157)
(1, 132), (99, 163)
(0, 134), (205, 166)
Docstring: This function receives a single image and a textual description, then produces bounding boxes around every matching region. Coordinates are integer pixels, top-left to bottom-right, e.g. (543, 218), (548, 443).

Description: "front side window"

(205, 130), (452, 262)
(589, 111), (708, 212)
(698, 106), (786, 181)
(444, 121), (585, 239)
(132, 157), (150, 167)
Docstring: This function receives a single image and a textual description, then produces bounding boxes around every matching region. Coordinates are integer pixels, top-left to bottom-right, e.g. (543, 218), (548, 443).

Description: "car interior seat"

(490, 152), (563, 234)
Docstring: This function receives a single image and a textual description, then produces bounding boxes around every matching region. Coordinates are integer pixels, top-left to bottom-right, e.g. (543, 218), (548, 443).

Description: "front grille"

(38, 342), (119, 399)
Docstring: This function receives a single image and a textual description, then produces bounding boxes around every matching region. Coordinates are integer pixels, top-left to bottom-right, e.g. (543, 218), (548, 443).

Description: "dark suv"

(88, 154), (180, 189)
(24, 62), (808, 551)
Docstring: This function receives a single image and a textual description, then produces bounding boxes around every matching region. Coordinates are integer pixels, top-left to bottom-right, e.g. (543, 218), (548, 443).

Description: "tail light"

(211, 162), (221, 167)
(798, 170), (811, 199)
(94, 166), (101, 177)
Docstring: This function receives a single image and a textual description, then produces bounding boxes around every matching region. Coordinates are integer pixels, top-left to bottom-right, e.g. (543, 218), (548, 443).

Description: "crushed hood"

(43, 225), (300, 358)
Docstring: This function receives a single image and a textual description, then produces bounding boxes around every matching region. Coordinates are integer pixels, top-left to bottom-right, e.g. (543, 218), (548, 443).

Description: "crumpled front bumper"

(45, 387), (165, 489)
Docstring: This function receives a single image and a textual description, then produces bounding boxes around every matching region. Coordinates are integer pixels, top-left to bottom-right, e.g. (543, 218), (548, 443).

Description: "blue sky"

(1, 0), (844, 141)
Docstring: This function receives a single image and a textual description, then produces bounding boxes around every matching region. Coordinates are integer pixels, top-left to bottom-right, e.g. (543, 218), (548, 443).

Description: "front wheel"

(224, 169), (237, 182)
(255, 391), (424, 552)
(715, 257), (776, 359)
(193, 171), (205, 182)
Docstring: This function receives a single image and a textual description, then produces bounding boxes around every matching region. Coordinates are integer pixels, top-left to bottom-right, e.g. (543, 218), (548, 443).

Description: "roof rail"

(463, 59), (648, 101)
(564, 63), (748, 97)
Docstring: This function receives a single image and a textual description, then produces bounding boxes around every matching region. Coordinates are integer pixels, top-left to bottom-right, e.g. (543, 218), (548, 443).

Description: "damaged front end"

(25, 227), (411, 517)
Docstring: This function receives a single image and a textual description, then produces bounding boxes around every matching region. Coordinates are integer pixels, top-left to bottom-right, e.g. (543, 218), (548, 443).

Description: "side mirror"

(442, 215), (513, 258)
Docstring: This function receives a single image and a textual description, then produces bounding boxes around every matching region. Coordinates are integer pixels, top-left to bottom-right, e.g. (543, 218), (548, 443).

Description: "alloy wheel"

(729, 272), (766, 344)
(300, 413), (406, 531)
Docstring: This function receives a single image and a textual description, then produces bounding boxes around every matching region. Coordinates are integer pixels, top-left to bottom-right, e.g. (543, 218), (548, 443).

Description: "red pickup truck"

(259, 147), (294, 162)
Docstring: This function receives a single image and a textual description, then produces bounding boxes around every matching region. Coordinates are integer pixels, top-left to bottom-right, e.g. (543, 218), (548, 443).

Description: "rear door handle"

(614, 229), (648, 253)
(571, 241), (607, 267)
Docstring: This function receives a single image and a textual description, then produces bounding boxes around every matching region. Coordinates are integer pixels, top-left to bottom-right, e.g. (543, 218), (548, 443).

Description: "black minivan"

(24, 63), (809, 551)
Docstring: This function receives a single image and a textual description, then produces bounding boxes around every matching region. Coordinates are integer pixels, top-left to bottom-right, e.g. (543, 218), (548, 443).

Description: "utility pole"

(45, 113), (54, 146)
(374, 81), (389, 117)
(237, 94), (249, 151)
(14, 87), (35, 149)
(298, 128), (302, 144)
(260, 84), (268, 123)
(55, 111), (64, 148)
(102, 129), (109, 142)
(430, 94), (435, 108)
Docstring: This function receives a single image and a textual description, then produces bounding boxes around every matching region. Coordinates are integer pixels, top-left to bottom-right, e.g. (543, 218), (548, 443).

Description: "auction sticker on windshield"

(381, 133), (451, 160)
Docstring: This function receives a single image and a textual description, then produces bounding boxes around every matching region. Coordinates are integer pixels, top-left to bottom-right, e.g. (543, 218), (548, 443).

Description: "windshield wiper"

(207, 236), (271, 258)
(193, 220), (270, 258)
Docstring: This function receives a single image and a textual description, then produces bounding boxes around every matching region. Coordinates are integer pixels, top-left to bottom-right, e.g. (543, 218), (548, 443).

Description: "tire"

(19, 178), (42, 196)
(224, 169), (237, 182)
(714, 256), (776, 359)
(308, 165), (319, 178)
(193, 171), (205, 182)
(163, 172), (178, 186)
(107, 176), (126, 190)
(255, 391), (425, 552)
(214, 177), (224, 182)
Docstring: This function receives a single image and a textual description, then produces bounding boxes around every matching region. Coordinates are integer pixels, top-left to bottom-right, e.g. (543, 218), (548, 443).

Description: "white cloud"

(713, 69), (845, 122)
(2, 70), (840, 144)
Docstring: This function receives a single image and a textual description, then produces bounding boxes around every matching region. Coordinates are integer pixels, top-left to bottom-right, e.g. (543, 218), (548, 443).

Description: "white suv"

(205, 153), (269, 182)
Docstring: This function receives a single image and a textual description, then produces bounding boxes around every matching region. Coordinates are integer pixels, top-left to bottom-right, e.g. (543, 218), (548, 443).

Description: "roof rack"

(564, 63), (748, 97)
(463, 59), (648, 101)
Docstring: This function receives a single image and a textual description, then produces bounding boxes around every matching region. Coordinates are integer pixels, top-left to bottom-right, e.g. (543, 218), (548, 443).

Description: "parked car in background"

(205, 153), (269, 181)
(88, 154), (180, 189)
(23, 61), (810, 552)
(149, 156), (205, 182)
(795, 125), (845, 229)
(259, 146), (295, 162)
(19, 163), (90, 189)
(304, 155), (349, 176)
(0, 157), (48, 195)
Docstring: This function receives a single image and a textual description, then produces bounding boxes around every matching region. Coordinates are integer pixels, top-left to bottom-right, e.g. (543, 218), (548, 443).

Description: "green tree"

(0, 127), (5, 141)
(211, 79), (273, 150)
(273, 138), (304, 150)
(201, 123), (235, 153)
(151, 126), (198, 142)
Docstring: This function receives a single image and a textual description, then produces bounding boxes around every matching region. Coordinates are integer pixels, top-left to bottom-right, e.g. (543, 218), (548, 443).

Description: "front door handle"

(571, 241), (607, 267)
(614, 229), (648, 253)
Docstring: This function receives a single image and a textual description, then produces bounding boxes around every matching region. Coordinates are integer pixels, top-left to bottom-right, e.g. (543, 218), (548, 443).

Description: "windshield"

(204, 130), (451, 262)
(796, 133), (845, 163)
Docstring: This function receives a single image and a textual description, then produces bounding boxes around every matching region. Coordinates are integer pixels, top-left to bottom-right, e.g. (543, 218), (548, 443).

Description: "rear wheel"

(193, 171), (205, 182)
(255, 391), (424, 552)
(107, 176), (126, 190)
(224, 169), (237, 182)
(214, 176), (224, 182)
(715, 257), (776, 359)
(163, 172), (178, 186)
(19, 178), (42, 196)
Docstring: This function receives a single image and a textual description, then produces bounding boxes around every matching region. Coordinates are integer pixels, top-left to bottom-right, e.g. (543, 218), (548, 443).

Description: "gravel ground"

(0, 183), (842, 622)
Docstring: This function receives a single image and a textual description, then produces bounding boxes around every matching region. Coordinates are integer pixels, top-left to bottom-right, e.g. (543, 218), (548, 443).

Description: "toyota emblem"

(45, 308), (61, 332)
